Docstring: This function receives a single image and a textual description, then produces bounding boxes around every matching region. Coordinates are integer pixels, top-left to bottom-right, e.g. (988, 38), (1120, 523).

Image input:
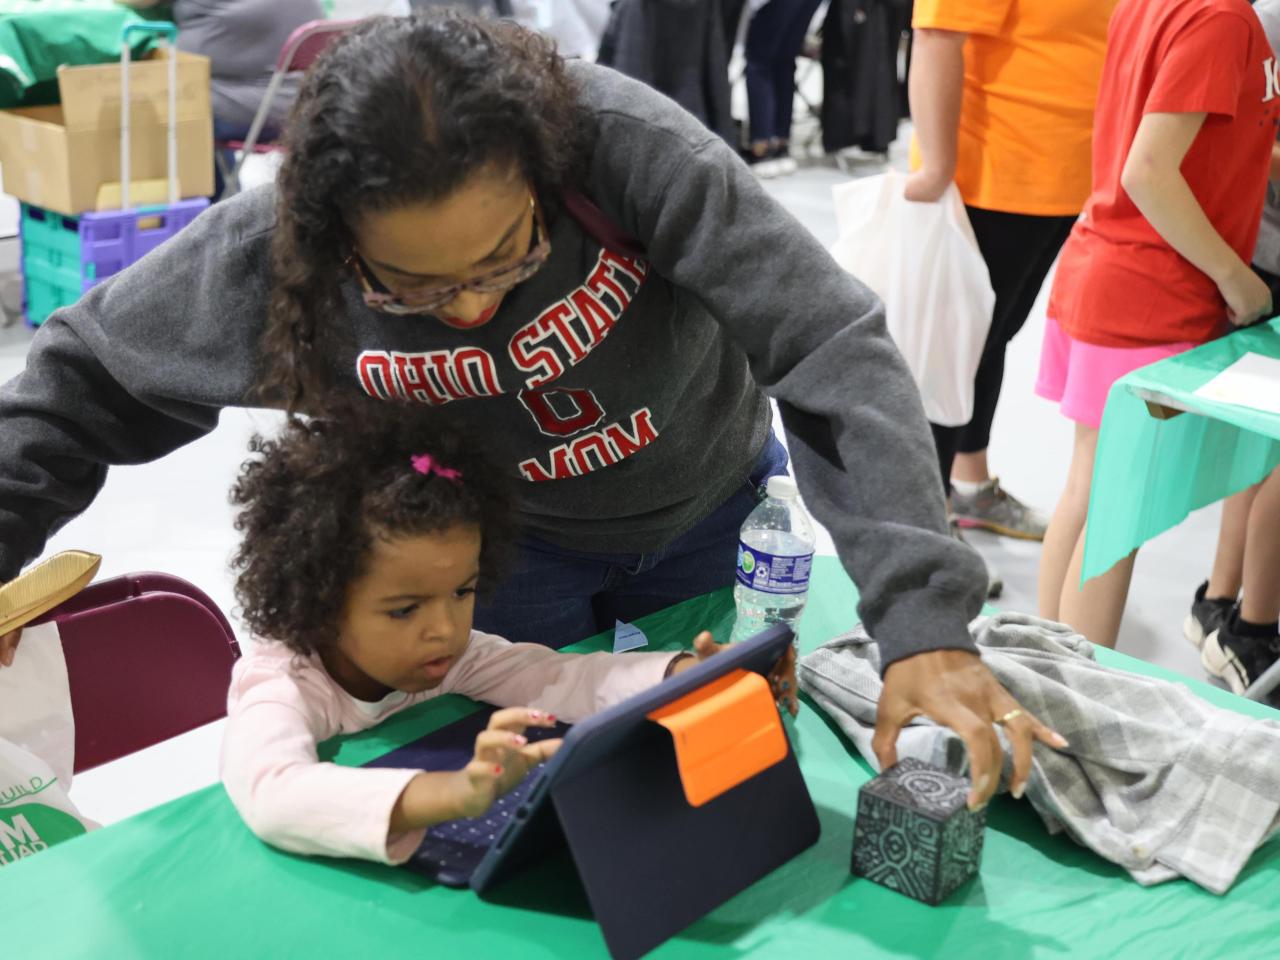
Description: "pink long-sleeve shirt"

(220, 630), (679, 863)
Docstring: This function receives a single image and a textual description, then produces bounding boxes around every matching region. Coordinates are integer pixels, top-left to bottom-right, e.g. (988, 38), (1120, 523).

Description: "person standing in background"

(905, 0), (1116, 545)
(741, 0), (824, 177)
(597, 0), (736, 141)
(1037, 0), (1274, 651)
(1183, 0), (1280, 701)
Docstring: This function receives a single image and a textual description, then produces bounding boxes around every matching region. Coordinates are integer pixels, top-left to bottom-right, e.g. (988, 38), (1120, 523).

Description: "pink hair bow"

(410, 453), (463, 483)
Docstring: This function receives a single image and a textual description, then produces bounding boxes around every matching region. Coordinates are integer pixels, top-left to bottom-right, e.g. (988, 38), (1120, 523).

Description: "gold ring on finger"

(995, 708), (1024, 726)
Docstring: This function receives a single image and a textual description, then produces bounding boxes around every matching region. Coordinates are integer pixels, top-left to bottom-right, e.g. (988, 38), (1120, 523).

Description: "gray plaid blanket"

(797, 611), (1280, 894)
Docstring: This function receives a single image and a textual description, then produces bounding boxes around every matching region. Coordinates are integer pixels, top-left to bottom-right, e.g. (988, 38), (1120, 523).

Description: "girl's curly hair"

(261, 11), (589, 413)
(229, 403), (516, 655)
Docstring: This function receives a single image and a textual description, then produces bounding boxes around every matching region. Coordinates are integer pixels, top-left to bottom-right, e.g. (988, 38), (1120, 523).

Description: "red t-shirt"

(1048, 0), (1277, 347)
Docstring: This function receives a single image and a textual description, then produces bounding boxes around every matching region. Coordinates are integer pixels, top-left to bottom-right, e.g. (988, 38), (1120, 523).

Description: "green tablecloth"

(2, 557), (1278, 958)
(1082, 319), (1280, 582)
(0, 1), (168, 109)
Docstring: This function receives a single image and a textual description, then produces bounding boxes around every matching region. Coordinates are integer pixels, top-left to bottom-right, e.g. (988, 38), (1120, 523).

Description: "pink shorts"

(1035, 317), (1197, 428)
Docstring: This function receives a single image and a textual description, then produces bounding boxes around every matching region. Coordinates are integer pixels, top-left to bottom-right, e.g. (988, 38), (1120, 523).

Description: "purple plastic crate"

(78, 198), (210, 284)
(19, 197), (209, 327)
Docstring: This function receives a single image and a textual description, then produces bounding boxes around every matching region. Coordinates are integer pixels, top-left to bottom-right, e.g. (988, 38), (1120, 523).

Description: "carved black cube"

(851, 758), (985, 905)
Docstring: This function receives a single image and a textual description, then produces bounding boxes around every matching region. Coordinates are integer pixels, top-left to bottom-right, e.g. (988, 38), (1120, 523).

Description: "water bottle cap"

(766, 476), (799, 500)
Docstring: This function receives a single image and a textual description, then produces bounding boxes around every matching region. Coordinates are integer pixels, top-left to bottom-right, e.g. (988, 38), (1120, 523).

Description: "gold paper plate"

(0, 550), (102, 634)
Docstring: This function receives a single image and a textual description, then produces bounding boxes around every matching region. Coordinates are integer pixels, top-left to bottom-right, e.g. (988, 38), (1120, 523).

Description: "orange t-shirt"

(912, 0), (1116, 216)
(1049, 0), (1276, 348)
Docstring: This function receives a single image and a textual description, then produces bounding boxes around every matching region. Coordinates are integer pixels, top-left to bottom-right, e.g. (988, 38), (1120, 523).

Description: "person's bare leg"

(1240, 467), (1280, 625)
(1038, 423), (1097, 621)
(952, 449), (990, 485)
(1206, 484), (1258, 600)
(1059, 531), (1137, 650)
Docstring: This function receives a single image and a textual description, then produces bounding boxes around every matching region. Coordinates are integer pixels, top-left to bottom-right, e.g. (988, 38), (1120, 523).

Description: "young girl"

(1038, 0), (1277, 649)
(219, 408), (785, 862)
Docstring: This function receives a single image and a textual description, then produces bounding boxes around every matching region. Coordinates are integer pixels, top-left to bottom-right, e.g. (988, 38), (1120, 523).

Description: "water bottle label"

(736, 543), (814, 595)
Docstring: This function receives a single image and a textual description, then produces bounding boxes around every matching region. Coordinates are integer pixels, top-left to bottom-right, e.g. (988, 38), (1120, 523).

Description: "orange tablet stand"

(648, 668), (788, 807)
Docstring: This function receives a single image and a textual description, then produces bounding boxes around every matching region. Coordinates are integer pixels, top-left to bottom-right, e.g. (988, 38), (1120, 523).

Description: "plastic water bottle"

(731, 476), (816, 643)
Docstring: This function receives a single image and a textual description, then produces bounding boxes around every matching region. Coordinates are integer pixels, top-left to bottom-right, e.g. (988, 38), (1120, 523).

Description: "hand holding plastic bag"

(829, 171), (995, 426)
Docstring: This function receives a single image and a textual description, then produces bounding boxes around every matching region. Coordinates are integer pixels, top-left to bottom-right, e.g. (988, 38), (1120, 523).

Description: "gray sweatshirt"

(0, 61), (985, 669)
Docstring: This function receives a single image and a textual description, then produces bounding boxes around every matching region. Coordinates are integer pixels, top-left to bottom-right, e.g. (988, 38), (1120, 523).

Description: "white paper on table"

(1191, 352), (1280, 416)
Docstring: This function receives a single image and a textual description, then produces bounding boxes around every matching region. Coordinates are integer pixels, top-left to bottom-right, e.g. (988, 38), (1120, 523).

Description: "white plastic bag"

(0, 622), (97, 866)
(829, 171), (995, 427)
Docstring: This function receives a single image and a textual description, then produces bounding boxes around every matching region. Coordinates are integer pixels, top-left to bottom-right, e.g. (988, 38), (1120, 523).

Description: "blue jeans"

(744, 0), (824, 143)
(474, 433), (790, 648)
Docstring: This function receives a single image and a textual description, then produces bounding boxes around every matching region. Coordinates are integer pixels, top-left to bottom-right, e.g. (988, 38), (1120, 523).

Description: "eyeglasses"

(351, 195), (551, 316)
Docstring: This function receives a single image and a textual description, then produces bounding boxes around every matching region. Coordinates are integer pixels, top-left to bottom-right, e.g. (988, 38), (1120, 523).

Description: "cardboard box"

(0, 49), (212, 217)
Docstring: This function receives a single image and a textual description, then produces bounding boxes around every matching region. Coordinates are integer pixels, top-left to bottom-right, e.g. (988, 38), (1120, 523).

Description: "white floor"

(0, 146), (1224, 826)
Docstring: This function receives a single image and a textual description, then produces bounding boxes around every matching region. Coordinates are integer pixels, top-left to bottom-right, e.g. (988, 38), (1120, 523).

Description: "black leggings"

(931, 206), (1077, 492)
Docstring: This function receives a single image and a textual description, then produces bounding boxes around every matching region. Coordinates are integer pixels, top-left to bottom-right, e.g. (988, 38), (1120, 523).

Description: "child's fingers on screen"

(488, 707), (556, 732)
(463, 759), (502, 790)
(519, 738), (562, 766)
(692, 631), (723, 658)
(474, 729), (527, 762)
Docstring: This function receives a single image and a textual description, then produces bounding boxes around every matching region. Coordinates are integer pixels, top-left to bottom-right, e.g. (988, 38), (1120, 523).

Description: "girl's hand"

(1220, 263), (1272, 328)
(450, 708), (562, 820)
(0, 628), (20, 667)
(669, 631), (800, 716)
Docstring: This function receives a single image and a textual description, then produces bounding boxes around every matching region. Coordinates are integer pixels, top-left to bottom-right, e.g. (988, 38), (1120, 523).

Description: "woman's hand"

(874, 649), (1068, 810)
(669, 630), (800, 716)
(0, 628), (20, 667)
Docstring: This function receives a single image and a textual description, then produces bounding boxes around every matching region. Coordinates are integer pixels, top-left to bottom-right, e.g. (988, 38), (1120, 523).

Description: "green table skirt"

(1083, 320), (1280, 582)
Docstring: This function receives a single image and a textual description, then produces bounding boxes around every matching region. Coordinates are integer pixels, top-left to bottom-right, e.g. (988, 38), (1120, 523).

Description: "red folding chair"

(219, 19), (357, 196)
(30, 573), (241, 774)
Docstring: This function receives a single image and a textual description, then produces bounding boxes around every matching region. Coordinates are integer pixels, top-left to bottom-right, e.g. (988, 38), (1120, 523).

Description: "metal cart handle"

(120, 22), (180, 211)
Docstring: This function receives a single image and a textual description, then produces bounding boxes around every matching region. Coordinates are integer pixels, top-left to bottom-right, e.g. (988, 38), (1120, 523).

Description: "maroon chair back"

(277, 19), (357, 73)
(31, 574), (241, 774)
(217, 18), (357, 193)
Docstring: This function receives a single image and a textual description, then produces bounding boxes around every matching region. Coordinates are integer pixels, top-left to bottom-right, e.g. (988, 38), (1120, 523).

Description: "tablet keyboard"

(404, 720), (563, 885)
(413, 773), (540, 876)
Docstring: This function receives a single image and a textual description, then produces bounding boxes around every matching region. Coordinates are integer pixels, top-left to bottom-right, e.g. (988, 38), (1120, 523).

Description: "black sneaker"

(1182, 581), (1235, 650)
(1201, 609), (1280, 698)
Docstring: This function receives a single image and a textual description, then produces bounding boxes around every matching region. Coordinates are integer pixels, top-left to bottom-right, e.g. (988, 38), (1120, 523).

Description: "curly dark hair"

(229, 403), (516, 655)
(260, 10), (589, 413)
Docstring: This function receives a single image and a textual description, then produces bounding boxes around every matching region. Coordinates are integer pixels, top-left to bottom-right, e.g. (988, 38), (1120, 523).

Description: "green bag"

(0, 3), (167, 110)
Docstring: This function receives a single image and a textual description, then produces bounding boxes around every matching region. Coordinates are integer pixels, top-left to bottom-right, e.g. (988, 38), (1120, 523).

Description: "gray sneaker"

(950, 518), (1003, 600)
(951, 478), (1048, 542)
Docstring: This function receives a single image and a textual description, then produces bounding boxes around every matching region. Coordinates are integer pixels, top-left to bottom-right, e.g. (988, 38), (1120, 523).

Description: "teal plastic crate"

(22, 265), (83, 329)
(19, 205), (83, 326)
(19, 199), (209, 326)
